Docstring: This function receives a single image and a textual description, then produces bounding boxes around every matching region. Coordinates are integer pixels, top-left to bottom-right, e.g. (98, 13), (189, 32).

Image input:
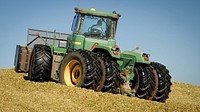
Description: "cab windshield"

(80, 15), (116, 39)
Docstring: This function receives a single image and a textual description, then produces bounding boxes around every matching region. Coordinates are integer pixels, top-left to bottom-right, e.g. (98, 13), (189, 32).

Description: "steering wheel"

(88, 24), (103, 35)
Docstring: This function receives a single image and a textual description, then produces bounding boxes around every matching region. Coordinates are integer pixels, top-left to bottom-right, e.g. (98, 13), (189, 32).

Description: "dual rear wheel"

(59, 50), (106, 90)
(132, 65), (158, 100)
(59, 50), (120, 93)
(132, 63), (172, 102)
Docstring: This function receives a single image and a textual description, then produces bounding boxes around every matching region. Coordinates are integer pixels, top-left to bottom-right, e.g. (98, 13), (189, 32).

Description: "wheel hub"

(64, 60), (82, 86)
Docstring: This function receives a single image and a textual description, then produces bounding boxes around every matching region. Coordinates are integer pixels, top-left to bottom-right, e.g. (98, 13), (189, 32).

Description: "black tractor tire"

(150, 62), (172, 102)
(134, 64), (158, 100)
(92, 53), (106, 91)
(28, 44), (52, 82)
(96, 53), (121, 93)
(146, 66), (159, 100)
(59, 50), (102, 89)
(130, 67), (140, 93)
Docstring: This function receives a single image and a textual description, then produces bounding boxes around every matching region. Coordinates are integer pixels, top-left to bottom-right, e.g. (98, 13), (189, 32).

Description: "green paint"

(54, 47), (67, 54)
(71, 34), (85, 49)
(121, 51), (150, 64)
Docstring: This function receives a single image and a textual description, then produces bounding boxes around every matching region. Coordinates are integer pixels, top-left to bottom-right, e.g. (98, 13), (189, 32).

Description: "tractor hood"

(120, 51), (150, 64)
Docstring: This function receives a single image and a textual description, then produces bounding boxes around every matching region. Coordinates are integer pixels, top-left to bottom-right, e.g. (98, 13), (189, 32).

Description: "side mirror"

(71, 14), (80, 33)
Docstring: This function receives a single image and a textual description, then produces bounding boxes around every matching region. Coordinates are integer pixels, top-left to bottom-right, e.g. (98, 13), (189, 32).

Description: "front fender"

(92, 45), (120, 59)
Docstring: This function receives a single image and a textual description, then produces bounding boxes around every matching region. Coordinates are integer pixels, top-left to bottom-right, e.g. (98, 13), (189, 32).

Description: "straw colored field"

(0, 69), (200, 112)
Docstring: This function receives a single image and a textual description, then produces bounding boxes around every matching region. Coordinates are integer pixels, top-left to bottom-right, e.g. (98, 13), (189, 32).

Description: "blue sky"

(0, 0), (200, 85)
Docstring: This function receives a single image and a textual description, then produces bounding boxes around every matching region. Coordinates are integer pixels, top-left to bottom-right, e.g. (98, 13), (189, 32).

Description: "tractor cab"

(71, 8), (121, 39)
(68, 8), (121, 53)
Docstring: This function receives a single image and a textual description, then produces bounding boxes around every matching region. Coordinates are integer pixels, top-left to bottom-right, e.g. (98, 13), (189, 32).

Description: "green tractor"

(14, 8), (172, 102)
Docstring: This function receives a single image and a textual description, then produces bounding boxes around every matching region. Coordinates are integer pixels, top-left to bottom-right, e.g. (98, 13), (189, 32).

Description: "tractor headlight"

(142, 53), (150, 61)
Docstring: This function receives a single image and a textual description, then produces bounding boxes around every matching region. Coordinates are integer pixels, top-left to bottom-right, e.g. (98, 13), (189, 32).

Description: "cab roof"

(74, 8), (121, 19)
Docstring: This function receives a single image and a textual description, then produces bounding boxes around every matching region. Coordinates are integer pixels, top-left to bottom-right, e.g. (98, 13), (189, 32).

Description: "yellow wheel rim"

(64, 59), (82, 86)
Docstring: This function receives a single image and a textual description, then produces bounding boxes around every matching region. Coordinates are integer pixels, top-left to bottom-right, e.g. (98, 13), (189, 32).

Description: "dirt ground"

(0, 69), (200, 112)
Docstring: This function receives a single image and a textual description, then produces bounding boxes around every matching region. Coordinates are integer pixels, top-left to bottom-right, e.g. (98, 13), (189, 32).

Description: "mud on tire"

(28, 44), (53, 82)
(150, 62), (172, 102)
